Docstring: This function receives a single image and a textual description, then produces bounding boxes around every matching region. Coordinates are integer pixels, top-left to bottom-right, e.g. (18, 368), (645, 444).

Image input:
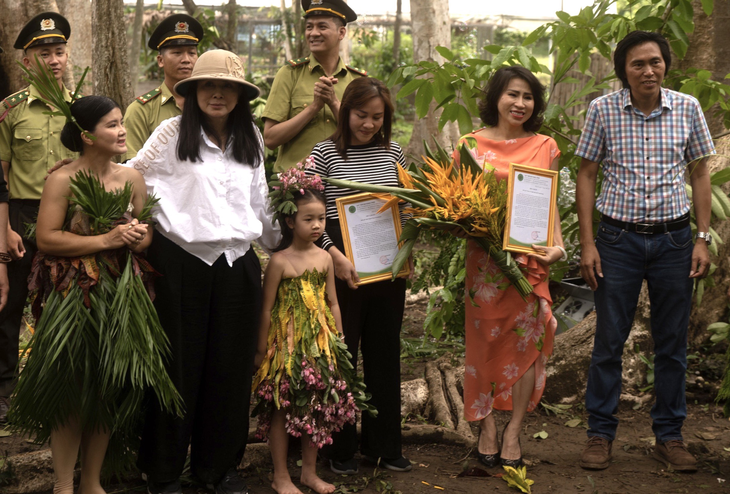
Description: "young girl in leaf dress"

(252, 165), (372, 494)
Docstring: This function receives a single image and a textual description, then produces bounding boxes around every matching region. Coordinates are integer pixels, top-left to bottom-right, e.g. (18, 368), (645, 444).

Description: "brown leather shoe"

(580, 436), (612, 470)
(653, 440), (697, 472)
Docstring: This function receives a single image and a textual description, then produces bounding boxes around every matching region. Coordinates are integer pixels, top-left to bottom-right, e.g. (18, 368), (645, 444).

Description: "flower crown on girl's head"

(268, 156), (325, 225)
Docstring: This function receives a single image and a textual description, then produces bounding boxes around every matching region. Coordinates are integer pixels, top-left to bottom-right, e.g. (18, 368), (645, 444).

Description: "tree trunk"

(280, 0), (293, 61)
(406, 0), (458, 158)
(0, 0), (27, 97)
(181, 0), (232, 51)
(674, 0), (730, 345)
(392, 0), (402, 68)
(675, 0), (730, 136)
(54, 0), (77, 92)
(63, 0), (93, 92)
(0, 0), (60, 96)
(226, 0), (238, 52)
(294, 0), (304, 58)
(180, 0), (202, 17)
(93, 0), (132, 109)
(338, 0), (350, 65)
(128, 0), (145, 96)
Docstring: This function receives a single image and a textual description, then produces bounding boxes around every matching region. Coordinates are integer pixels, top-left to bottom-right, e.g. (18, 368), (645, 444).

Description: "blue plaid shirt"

(576, 87), (715, 223)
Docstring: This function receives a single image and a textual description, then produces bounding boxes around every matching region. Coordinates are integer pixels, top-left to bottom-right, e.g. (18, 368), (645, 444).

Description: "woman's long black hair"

(273, 189), (326, 252)
(176, 80), (263, 166)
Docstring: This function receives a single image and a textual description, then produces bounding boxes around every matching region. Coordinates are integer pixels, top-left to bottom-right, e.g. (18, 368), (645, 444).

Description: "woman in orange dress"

(458, 66), (564, 468)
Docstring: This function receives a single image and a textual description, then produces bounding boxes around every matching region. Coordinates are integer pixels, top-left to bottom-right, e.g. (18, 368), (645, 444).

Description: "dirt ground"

(5, 403), (729, 494)
(243, 403), (730, 494)
(3, 290), (730, 493)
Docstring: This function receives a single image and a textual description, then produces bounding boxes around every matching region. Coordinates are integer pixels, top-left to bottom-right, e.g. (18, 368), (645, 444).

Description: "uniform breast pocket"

(13, 127), (44, 161)
(290, 97), (318, 126)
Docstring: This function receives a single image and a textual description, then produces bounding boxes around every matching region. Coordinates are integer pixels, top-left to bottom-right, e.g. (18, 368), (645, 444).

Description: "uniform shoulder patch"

(346, 65), (367, 76)
(1, 90), (30, 110)
(286, 57), (310, 68)
(0, 89), (30, 123)
(135, 88), (161, 105)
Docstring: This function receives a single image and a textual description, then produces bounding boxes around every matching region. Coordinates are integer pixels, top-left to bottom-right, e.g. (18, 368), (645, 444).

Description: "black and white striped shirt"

(309, 139), (408, 250)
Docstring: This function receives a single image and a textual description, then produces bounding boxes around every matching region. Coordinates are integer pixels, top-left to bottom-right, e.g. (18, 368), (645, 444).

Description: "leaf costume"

(251, 269), (374, 448)
(9, 171), (182, 473)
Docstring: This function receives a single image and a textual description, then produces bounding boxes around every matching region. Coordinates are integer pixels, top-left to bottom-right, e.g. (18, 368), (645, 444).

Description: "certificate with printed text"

(336, 193), (410, 285)
(503, 163), (558, 254)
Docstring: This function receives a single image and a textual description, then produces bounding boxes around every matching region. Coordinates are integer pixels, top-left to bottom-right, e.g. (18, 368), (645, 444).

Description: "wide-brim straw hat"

(174, 50), (261, 101)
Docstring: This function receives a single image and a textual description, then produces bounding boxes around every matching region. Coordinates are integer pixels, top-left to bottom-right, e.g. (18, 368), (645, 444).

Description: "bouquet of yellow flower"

(323, 141), (533, 299)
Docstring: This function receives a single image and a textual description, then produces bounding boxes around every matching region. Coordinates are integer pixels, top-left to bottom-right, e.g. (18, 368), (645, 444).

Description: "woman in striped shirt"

(309, 77), (412, 475)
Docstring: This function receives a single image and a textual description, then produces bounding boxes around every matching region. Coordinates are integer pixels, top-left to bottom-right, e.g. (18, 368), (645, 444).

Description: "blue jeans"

(585, 221), (694, 443)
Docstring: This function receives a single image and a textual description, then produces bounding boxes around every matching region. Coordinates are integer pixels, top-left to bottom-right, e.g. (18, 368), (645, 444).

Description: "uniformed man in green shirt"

(263, 0), (366, 172)
(0, 12), (73, 422)
(121, 13), (203, 162)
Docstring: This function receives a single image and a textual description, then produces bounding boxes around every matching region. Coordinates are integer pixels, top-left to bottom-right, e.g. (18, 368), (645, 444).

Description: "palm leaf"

(18, 56), (92, 139)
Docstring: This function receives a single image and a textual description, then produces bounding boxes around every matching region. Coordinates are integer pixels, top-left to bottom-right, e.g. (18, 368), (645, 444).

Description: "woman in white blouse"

(129, 50), (280, 494)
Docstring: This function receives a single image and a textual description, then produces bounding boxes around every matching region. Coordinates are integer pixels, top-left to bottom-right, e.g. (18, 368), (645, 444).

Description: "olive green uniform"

(0, 85), (78, 199)
(263, 55), (366, 172)
(121, 83), (181, 162)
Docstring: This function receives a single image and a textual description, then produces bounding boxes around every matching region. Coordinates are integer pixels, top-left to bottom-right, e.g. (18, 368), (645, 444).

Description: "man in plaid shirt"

(576, 30), (714, 472)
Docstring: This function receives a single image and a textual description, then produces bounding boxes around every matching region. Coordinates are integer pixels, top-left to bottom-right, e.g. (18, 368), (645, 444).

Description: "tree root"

(439, 361), (474, 443)
(405, 354), (475, 446)
(424, 358), (454, 429)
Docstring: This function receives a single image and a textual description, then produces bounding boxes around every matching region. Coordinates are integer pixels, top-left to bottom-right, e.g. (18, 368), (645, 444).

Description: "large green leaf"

(456, 105), (474, 136)
(435, 46), (455, 62)
(397, 78), (426, 98)
(711, 168), (730, 186)
(415, 82), (434, 118)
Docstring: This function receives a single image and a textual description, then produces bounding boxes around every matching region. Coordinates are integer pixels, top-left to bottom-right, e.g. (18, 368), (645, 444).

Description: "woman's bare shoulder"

(114, 162), (144, 181)
(44, 162), (77, 189)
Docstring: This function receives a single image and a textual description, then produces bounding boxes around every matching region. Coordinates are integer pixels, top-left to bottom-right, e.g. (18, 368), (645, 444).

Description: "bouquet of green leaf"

(323, 141), (533, 299)
(10, 171), (182, 476)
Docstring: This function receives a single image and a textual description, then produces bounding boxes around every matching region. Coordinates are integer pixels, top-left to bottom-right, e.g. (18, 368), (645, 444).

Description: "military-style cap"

(14, 12), (70, 51)
(302, 0), (357, 23)
(148, 14), (204, 51)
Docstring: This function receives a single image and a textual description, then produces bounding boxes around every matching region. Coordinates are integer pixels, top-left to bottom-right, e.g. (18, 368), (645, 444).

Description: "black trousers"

(137, 233), (262, 484)
(0, 200), (38, 397)
(323, 223), (406, 461)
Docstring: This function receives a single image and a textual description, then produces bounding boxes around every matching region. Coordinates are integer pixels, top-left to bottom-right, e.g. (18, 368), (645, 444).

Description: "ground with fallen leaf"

(3, 297), (730, 493)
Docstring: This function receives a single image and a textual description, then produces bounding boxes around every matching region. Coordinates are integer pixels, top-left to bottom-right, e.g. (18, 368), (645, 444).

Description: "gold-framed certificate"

(503, 163), (558, 254)
(335, 193), (410, 285)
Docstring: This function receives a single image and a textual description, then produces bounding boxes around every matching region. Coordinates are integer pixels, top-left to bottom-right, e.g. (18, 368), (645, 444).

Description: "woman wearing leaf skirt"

(308, 77), (412, 474)
(128, 50), (280, 494)
(9, 95), (181, 494)
(457, 66), (564, 468)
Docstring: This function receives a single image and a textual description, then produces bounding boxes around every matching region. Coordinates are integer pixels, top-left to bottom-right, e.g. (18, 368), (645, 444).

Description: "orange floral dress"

(458, 132), (560, 422)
